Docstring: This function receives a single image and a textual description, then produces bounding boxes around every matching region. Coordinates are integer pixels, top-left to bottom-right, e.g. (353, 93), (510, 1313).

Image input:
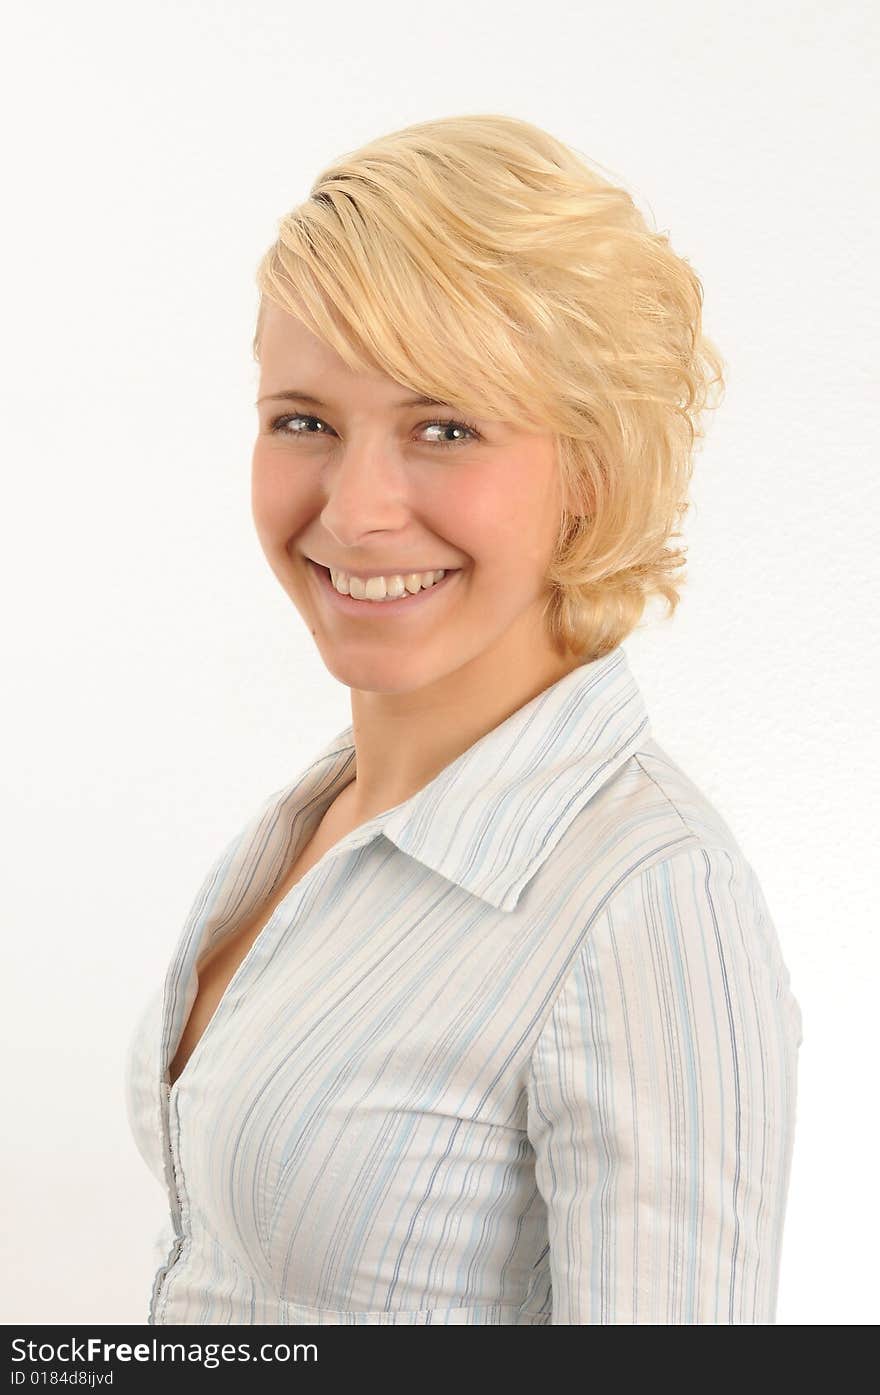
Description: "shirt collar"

(305, 644), (651, 914)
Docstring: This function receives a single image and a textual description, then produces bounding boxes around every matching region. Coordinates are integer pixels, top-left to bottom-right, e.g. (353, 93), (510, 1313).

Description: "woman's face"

(252, 302), (567, 694)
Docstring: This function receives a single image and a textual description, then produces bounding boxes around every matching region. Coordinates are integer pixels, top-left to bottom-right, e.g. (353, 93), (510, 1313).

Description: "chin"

(318, 651), (439, 695)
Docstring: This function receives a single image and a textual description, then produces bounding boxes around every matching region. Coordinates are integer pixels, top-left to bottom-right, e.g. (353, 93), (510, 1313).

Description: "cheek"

(451, 463), (559, 572)
(439, 473), (520, 551)
(251, 446), (311, 541)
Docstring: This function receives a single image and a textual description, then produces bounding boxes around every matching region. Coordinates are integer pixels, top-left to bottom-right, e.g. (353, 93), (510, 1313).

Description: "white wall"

(2, 0), (876, 1326)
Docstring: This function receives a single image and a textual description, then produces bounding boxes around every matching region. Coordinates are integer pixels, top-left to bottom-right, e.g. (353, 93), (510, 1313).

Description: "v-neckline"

(162, 794), (391, 1108)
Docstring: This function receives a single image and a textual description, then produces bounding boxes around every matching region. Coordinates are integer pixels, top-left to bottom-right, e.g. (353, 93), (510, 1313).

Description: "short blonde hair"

(253, 113), (725, 662)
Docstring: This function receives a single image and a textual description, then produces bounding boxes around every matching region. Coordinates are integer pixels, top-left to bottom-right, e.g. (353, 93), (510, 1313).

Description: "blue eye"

(268, 413), (481, 449)
(269, 413), (329, 438)
(418, 419), (482, 448)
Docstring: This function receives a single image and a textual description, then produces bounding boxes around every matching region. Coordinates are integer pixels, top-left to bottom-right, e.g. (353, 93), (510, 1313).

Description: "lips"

(307, 557), (462, 615)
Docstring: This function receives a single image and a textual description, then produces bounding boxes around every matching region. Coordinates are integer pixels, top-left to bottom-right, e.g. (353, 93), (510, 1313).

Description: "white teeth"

(329, 567), (447, 601)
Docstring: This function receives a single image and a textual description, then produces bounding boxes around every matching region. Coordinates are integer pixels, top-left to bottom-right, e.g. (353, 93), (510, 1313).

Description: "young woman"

(124, 113), (802, 1325)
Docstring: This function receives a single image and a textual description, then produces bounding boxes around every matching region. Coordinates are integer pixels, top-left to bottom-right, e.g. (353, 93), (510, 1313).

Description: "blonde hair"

(253, 113), (726, 662)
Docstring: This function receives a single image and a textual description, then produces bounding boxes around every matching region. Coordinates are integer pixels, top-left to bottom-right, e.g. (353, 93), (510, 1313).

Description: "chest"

(151, 830), (599, 1310)
(167, 823), (339, 1088)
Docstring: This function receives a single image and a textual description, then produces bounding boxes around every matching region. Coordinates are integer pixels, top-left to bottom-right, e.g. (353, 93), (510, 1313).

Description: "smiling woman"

(251, 114), (727, 664)
(123, 113), (801, 1327)
(249, 296), (573, 698)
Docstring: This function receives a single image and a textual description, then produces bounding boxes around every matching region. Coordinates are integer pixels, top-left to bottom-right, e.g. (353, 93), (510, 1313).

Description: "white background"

(2, 0), (877, 1326)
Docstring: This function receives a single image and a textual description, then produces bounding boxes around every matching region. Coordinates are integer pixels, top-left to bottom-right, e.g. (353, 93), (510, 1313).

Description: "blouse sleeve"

(526, 842), (802, 1324)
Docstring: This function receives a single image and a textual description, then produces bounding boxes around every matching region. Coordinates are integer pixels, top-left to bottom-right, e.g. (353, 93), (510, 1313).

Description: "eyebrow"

(255, 389), (457, 410)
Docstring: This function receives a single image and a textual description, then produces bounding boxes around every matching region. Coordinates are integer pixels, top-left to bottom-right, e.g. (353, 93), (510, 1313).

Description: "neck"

(342, 608), (583, 821)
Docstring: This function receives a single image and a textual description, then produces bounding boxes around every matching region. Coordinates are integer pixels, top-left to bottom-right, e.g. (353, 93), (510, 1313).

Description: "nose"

(319, 438), (412, 545)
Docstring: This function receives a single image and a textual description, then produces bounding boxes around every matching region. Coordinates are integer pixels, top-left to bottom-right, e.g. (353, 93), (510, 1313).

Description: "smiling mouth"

(307, 557), (463, 613)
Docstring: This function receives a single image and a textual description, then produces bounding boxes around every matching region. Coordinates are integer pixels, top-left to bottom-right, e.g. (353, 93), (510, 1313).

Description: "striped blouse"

(123, 643), (803, 1325)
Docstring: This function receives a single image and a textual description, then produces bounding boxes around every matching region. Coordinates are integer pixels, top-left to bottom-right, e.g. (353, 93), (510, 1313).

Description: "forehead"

(258, 300), (400, 402)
